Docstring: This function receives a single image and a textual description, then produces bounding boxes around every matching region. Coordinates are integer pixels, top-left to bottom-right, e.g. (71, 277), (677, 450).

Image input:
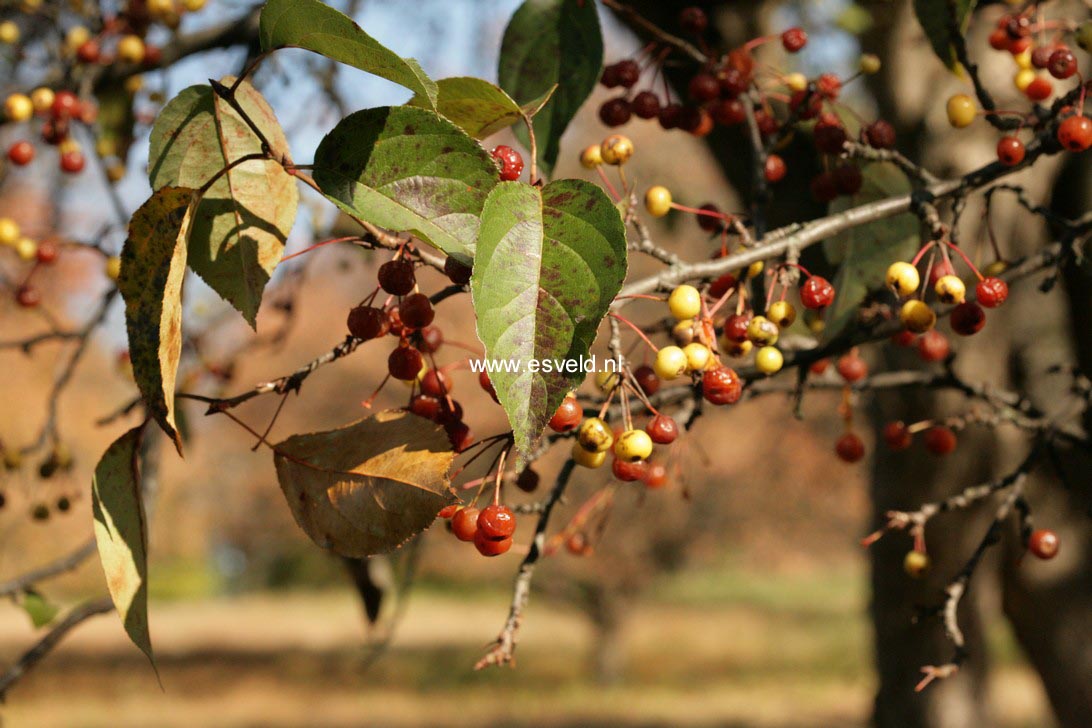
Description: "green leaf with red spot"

(498, 0), (603, 177)
(312, 105), (500, 263)
(471, 179), (627, 459)
(120, 187), (194, 454)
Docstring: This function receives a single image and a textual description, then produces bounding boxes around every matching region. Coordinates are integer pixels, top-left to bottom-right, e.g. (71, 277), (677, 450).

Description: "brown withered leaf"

(273, 410), (456, 557)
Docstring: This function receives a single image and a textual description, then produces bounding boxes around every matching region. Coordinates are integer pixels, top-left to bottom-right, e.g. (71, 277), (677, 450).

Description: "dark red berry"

(614, 59), (640, 88)
(764, 154), (786, 183)
(646, 414), (679, 444)
(832, 164), (863, 195)
(347, 305), (388, 340)
(421, 368), (452, 398)
(950, 301), (986, 336)
(516, 467), (539, 492)
(59, 150), (85, 173)
(800, 276), (835, 309)
(836, 354), (868, 383)
(891, 330), (917, 347)
(600, 63), (622, 89)
(444, 256), (472, 286)
(632, 91), (661, 119)
(976, 277), (1008, 308)
(633, 364), (660, 395)
(479, 370), (499, 403)
(1028, 528), (1059, 559)
(15, 285), (40, 308)
(753, 108), (779, 136)
(77, 40), (101, 63)
(924, 425), (957, 455)
(782, 27), (807, 53)
(996, 136), (1025, 166)
(410, 394), (442, 420)
(917, 329), (950, 362)
(658, 103), (683, 130)
(7, 140), (34, 166)
(451, 507), (479, 541)
(1047, 48), (1077, 79)
(678, 6), (707, 35)
(718, 68), (749, 99)
(809, 171), (839, 203)
(388, 345), (424, 380)
(445, 420), (473, 452)
(865, 120), (896, 149)
(599, 97), (632, 127)
(612, 458), (648, 482)
(696, 203), (724, 232)
(418, 325), (443, 353)
(35, 240), (58, 265)
(702, 366), (742, 405)
(814, 119), (848, 154)
(377, 259), (416, 295)
(491, 144), (524, 181)
(399, 292), (434, 329)
(386, 306), (405, 337)
(688, 73), (720, 102)
(1005, 15), (1031, 40)
(477, 504), (516, 540)
(789, 90), (822, 120)
(548, 396), (582, 433)
(882, 421), (912, 451)
(723, 313), (752, 342)
(712, 98), (745, 126)
(1030, 45), (1054, 68)
(708, 272), (738, 299)
(835, 433), (865, 463)
(51, 91), (80, 119)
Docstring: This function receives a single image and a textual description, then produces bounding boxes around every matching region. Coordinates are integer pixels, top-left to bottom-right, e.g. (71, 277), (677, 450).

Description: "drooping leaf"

(498, 0), (603, 177)
(274, 410), (456, 558)
(408, 77), (526, 140)
(312, 106), (499, 263)
(259, 0), (437, 107)
(149, 77), (298, 328)
(822, 163), (921, 342)
(91, 426), (155, 668)
(120, 187), (194, 453)
(913, 0), (978, 70)
(20, 590), (59, 629)
(471, 180), (627, 458)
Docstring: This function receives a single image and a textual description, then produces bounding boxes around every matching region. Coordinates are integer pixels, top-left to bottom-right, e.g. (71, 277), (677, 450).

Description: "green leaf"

(498, 0), (603, 177)
(913, 0), (977, 70)
(471, 179), (627, 458)
(94, 82), (136, 162)
(312, 106), (500, 262)
(149, 77), (298, 328)
(120, 187), (194, 454)
(92, 426), (155, 669)
(259, 0), (437, 107)
(20, 590), (59, 629)
(408, 77), (526, 140)
(274, 410), (456, 558)
(822, 163), (921, 342)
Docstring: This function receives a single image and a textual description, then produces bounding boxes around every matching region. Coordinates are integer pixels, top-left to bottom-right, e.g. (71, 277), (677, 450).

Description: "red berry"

(51, 90), (80, 119)
(516, 467), (539, 492)
(473, 530), (512, 556)
(479, 370), (499, 403)
(437, 398), (463, 425)
(865, 120), (896, 149)
(633, 365), (661, 397)
(646, 414), (679, 444)
(753, 108), (779, 136)
(1005, 16), (1031, 39)
(438, 504), (459, 519)
(477, 504), (516, 540)
(7, 140), (34, 166)
(399, 292), (434, 329)
(388, 345), (423, 380)
(836, 354), (868, 383)
(882, 421), (912, 451)
(1025, 77), (1052, 102)
(445, 420), (473, 452)
(77, 40), (101, 64)
(789, 90), (822, 120)
(800, 276), (835, 309)
(658, 103), (683, 130)
(1031, 45), (1054, 68)
(950, 301), (986, 336)
(1057, 115), (1092, 152)
(409, 394), (442, 420)
(718, 68), (750, 99)
(1047, 48), (1077, 79)
(891, 330), (917, 347)
(642, 461), (668, 489)
(923, 425), (957, 455)
(809, 358), (830, 375)
(835, 433), (865, 463)
(612, 457), (648, 482)
(421, 368), (452, 398)
(444, 256), (471, 286)
(15, 285), (40, 308)
(688, 73), (720, 102)
(917, 329), (950, 362)
(781, 27), (807, 53)
(613, 59), (640, 88)
(632, 91), (661, 119)
(35, 240), (58, 265)
(377, 259), (415, 295)
(1028, 528), (1059, 560)
(976, 277), (1008, 308)
(723, 313), (752, 342)
(764, 154), (786, 183)
(810, 171), (839, 203)
(548, 396), (582, 433)
(833, 164), (863, 195)
(600, 63), (622, 89)
(928, 258), (955, 287)
(59, 150), (85, 173)
(678, 6), (707, 35)
(347, 305), (388, 339)
(814, 119), (848, 154)
(702, 366), (742, 405)
(418, 325), (443, 353)
(816, 73), (841, 100)
(696, 203), (724, 233)
(996, 136), (1025, 166)
(491, 144), (524, 181)
(599, 97), (632, 127)
(708, 272), (738, 299)
(988, 29), (1011, 51)
(40, 118), (67, 145)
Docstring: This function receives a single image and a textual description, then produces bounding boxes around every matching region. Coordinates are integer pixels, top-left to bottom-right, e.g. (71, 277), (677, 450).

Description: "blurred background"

(1, 0), (1089, 726)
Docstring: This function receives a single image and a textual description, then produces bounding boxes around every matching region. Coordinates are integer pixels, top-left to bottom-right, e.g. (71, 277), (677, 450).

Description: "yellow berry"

(740, 260), (764, 280)
(614, 429), (653, 462)
(29, 87), (54, 115)
(600, 134), (634, 165)
(65, 26), (89, 52)
(182, 0), (207, 9)
(106, 162), (127, 183)
(0, 217), (20, 246)
(785, 73), (807, 93)
(105, 255), (122, 281)
(667, 284), (702, 320)
(0, 21), (19, 45)
(116, 34), (146, 64)
(579, 144), (602, 169)
(1013, 48), (1033, 70)
(577, 417), (614, 453)
(572, 442), (607, 468)
(644, 185), (672, 217)
(1012, 68), (1036, 92)
(4, 93), (34, 122)
(934, 275), (966, 304)
(720, 338), (752, 358)
(654, 345), (689, 380)
(682, 342), (712, 372)
(594, 370), (619, 392)
(859, 54), (881, 75)
(983, 260), (1009, 277)
(903, 551), (930, 578)
(899, 299), (936, 333)
(15, 237), (37, 261)
(885, 261), (920, 296)
(746, 315), (779, 346)
(147, 0), (174, 16)
(671, 319), (695, 346)
(124, 75), (145, 95)
(58, 137), (80, 155)
(755, 346), (784, 375)
(946, 94), (976, 128)
(806, 313), (826, 335)
(767, 300), (796, 328)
